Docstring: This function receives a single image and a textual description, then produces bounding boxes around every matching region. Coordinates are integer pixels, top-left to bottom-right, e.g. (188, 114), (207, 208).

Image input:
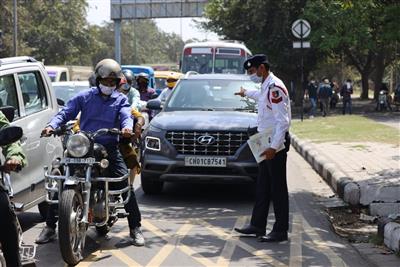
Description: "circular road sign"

(291, 19), (311, 39)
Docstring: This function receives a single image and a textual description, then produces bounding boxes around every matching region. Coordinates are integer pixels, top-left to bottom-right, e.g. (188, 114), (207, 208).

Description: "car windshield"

(165, 79), (259, 111)
(53, 84), (88, 103)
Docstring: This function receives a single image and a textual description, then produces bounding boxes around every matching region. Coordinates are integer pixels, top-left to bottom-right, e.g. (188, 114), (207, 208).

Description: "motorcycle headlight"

(66, 133), (90, 157)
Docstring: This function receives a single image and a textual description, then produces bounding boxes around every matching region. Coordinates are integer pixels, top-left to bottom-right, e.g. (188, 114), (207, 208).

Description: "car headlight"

(145, 136), (161, 151)
(66, 133), (90, 157)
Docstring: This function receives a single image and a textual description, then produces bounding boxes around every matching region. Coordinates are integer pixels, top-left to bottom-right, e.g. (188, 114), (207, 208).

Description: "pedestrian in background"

(340, 79), (353, 115)
(234, 54), (291, 242)
(317, 78), (332, 117)
(306, 79), (318, 118)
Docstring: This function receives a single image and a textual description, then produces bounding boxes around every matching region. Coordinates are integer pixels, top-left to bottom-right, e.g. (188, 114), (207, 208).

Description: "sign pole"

(300, 23), (304, 122)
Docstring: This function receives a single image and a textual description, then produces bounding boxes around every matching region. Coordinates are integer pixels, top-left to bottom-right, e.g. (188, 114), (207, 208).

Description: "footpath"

(291, 100), (400, 256)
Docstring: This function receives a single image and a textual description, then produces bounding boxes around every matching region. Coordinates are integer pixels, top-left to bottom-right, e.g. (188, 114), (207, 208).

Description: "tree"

(304, 0), (400, 99)
(202, 0), (321, 104)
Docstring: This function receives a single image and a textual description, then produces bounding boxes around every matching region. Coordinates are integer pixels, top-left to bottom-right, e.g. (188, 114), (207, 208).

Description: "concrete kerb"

(290, 133), (400, 253)
(290, 133), (356, 203)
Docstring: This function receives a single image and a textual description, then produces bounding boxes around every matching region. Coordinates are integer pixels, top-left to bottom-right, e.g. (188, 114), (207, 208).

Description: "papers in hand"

(247, 127), (285, 163)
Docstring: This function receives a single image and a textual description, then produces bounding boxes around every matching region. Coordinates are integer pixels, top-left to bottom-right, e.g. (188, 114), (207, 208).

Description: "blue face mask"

(250, 73), (262, 83)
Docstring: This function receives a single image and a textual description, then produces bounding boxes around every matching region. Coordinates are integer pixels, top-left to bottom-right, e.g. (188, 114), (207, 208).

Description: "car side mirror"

(147, 99), (162, 110)
(0, 126), (23, 146)
(57, 98), (65, 106)
(0, 106), (16, 122)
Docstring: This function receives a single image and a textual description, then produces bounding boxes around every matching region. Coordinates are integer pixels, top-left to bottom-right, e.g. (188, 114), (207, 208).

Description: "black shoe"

(35, 226), (56, 244)
(130, 227), (145, 246)
(234, 225), (265, 237)
(259, 232), (288, 242)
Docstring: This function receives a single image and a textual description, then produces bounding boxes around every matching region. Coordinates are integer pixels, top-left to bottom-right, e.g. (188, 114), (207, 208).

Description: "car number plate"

(184, 156), (226, 167)
(61, 157), (95, 164)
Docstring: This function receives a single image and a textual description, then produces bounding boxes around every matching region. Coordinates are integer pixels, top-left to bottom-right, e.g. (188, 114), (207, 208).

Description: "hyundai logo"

(197, 135), (215, 145)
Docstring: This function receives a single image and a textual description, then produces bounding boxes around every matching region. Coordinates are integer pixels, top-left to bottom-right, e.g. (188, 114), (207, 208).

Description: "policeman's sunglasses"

(166, 79), (177, 82)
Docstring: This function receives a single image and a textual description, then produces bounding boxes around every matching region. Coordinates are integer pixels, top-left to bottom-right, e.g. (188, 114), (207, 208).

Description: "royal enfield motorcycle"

(43, 126), (131, 265)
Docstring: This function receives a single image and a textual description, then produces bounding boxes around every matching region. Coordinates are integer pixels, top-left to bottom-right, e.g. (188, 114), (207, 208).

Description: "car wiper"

(199, 108), (215, 111)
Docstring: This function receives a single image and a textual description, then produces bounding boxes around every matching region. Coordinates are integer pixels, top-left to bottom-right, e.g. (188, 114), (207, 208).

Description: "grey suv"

(141, 74), (259, 194)
(0, 57), (63, 215)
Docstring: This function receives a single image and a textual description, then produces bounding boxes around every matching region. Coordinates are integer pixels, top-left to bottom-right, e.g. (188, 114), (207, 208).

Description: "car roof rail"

(184, 71), (199, 78)
(0, 56), (37, 67)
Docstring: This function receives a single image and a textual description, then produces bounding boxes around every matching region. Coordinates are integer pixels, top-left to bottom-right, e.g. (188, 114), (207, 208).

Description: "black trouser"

(0, 189), (21, 267)
(46, 144), (141, 230)
(250, 135), (290, 233)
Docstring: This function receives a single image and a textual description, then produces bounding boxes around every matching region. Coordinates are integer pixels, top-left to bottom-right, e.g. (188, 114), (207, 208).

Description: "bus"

(180, 41), (252, 74)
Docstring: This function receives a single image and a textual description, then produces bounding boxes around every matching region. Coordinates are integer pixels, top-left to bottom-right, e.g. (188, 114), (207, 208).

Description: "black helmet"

(122, 69), (135, 85)
(136, 72), (149, 82)
(94, 58), (123, 86)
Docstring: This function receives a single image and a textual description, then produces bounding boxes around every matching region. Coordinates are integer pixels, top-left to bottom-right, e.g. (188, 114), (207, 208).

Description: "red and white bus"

(181, 41), (252, 74)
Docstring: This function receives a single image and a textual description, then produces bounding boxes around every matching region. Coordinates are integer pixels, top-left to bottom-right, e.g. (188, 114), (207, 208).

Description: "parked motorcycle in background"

(43, 126), (131, 265)
(376, 90), (392, 111)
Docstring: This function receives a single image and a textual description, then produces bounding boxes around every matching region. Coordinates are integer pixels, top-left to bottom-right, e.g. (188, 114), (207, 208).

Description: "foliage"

(202, 0), (323, 103)
(0, 1), (184, 67)
(304, 0), (400, 99)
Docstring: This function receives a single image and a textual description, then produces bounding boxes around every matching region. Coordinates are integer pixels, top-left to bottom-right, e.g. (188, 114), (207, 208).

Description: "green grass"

(291, 115), (400, 145)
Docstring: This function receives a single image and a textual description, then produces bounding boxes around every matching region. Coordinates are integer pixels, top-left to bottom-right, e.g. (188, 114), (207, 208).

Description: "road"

(18, 150), (375, 267)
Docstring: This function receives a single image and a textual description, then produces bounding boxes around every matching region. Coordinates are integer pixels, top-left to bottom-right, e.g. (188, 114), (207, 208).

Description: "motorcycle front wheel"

(58, 188), (86, 265)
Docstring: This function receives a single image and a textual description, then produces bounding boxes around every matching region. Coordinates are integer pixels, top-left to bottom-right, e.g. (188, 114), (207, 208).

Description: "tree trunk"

(360, 71), (370, 99)
(373, 51), (385, 100)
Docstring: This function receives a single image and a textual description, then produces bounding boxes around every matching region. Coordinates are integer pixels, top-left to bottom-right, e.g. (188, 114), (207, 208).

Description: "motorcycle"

(377, 90), (389, 111)
(43, 126), (131, 265)
(0, 108), (36, 266)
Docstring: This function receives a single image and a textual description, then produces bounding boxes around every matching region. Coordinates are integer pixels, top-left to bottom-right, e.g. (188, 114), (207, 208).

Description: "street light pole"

(13, 0), (17, 56)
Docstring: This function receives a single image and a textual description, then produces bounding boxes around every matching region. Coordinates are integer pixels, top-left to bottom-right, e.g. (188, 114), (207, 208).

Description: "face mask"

(99, 84), (115, 95)
(250, 73), (262, 83)
(167, 81), (176, 89)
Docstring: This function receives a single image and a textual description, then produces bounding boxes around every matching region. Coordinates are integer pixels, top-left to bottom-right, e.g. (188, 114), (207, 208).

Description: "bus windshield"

(181, 43), (251, 74)
(182, 53), (213, 74)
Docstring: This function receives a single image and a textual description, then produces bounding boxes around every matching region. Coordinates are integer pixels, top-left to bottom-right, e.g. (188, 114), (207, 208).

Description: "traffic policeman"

(234, 54), (291, 242)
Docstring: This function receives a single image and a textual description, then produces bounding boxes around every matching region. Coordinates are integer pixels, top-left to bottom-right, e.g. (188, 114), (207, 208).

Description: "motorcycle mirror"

(0, 106), (16, 122)
(0, 126), (23, 146)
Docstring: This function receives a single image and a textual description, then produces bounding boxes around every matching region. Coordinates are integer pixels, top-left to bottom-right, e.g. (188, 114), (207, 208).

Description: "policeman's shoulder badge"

(271, 89), (282, 104)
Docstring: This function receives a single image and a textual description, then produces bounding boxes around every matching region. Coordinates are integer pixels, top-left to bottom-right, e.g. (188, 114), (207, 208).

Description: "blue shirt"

(49, 87), (133, 145)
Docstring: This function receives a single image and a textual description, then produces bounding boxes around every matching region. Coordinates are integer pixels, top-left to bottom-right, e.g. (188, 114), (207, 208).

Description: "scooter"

(0, 108), (36, 266)
(43, 126), (131, 265)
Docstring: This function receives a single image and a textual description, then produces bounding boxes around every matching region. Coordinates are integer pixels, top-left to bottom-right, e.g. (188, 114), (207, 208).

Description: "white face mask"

(250, 73), (262, 83)
(99, 84), (115, 95)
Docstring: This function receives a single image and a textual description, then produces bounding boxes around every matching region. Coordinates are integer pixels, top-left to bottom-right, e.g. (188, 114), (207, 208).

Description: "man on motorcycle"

(121, 69), (141, 110)
(136, 72), (156, 102)
(37, 59), (145, 246)
(0, 111), (27, 267)
(118, 74), (145, 177)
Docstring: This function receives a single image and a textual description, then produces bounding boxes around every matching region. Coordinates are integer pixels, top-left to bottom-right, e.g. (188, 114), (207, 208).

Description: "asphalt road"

(18, 150), (375, 267)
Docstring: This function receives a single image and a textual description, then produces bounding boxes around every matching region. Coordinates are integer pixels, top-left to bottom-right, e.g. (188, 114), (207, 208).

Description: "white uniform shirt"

(245, 72), (291, 150)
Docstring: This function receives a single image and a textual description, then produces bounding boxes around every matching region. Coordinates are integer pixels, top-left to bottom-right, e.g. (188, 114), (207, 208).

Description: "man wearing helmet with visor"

(37, 59), (145, 247)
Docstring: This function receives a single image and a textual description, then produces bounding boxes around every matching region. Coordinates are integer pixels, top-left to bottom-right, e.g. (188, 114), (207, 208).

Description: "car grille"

(166, 131), (248, 156)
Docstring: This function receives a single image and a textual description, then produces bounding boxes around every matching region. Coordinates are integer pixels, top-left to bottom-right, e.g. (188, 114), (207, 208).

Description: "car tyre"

(141, 174), (163, 194)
